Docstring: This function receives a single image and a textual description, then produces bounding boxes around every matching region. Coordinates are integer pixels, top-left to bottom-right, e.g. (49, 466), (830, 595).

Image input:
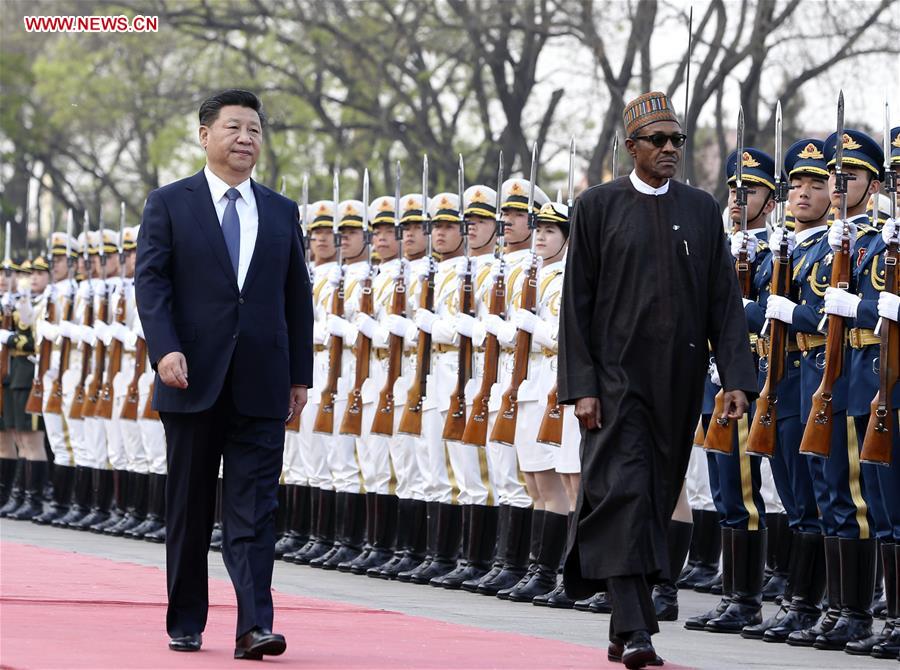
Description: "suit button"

(232, 333), (237, 339)
(239, 298), (244, 304)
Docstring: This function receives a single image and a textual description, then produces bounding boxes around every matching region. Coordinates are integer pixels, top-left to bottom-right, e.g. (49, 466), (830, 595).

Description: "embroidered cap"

(623, 91), (680, 137)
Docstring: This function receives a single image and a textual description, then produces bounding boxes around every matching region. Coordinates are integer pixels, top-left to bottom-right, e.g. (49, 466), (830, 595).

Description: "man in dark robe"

(558, 91), (758, 668)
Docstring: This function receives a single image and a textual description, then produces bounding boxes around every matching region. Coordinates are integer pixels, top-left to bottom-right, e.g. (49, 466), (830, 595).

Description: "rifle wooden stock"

(490, 263), (538, 446)
(861, 236), (899, 466)
(747, 248), (792, 458)
(314, 278), (344, 435)
(26, 298), (57, 415)
(82, 288), (109, 418)
(799, 245), (850, 457)
(536, 385), (562, 447)
(120, 336), (146, 421)
(96, 288), (125, 419)
(68, 295), (94, 421)
(45, 294), (75, 416)
(703, 390), (735, 454)
(371, 270), (407, 437)
(442, 265), (474, 442)
(0, 302), (11, 416)
(399, 270), (435, 436)
(141, 380), (159, 420)
(462, 269), (505, 447)
(340, 272), (374, 436)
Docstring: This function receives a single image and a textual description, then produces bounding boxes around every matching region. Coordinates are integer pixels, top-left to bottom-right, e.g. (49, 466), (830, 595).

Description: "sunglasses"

(631, 132), (687, 148)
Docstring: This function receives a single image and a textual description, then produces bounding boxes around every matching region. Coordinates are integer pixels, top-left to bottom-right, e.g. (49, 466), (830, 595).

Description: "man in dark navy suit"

(136, 89), (312, 660)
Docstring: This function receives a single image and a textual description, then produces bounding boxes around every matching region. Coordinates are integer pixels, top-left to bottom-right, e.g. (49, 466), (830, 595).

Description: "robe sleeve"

(558, 195), (602, 404)
(703, 199), (759, 399)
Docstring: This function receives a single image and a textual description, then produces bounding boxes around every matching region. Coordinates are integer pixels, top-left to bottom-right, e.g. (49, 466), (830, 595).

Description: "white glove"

(109, 322), (129, 344)
(708, 362), (721, 387)
(882, 217), (898, 246)
(768, 227), (797, 256)
(489, 258), (506, 282)
(59, 320), (81, 343)
(742, 298), (754, 308)
(76, 281), (92, 300)
(823, 286), (861, 318)
(484, 313), (517, 346)
(828, 219), (857, 253)
(353, 313), (379, 340)
(93, 320), (111, 346)
(390, 261), (410, 284)
(16, 297), (35, 327)
(413, 308), (437, 334)
(878, 292), (900, 322)
(80, 325), (97, 347)
(526, 252), (543, 273)
(512, 308), (538, 334)
(454, 257), (471, 279)
(37, 320), (59, 343)
(132, 316), (145, 340)
(327, 316), (356, 340)
(385, 314), (417, 340)
(454, 313), (485, 345)
(313, 321), (327, 345)
(415, 258), (435, 282)
(765, 295), (797, 324)
(327, 265), (344, 287)
(0, 329), (12, 344)
(730, 232), (758, 263)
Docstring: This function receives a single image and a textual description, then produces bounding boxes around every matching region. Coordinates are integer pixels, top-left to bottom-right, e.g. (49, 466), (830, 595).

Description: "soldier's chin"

(656, 160), (677, 176)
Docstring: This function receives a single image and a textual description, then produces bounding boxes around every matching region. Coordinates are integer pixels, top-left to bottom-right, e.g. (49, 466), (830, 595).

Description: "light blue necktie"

(222, 188), (241, 279)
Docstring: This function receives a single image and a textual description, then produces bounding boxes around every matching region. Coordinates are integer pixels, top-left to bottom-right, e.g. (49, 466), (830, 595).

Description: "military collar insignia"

(798, 143), (824, 160)
(841, 133), (861, 151)
(741, 151), (760, 168)
(824, 252), (834, 266)
(856, 248), (867, 268)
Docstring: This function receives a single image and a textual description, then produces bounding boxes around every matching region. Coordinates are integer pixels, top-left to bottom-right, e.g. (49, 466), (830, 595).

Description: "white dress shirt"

(204, 165), (259, 290)
(629, 169), (670, 196)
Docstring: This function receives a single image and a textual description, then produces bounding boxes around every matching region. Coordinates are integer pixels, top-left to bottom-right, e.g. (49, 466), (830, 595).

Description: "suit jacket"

(136, 169), (313, 418)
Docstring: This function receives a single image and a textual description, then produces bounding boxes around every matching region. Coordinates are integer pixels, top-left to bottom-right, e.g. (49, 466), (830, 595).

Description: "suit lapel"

(240, 180), (271, 296)
(184, 171), (239, 287)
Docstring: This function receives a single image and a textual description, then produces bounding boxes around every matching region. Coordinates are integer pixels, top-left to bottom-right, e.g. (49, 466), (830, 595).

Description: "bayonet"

(333, 168), (342, 267)
(362, 168), (371, 266)
(301, 174), (310, 269)
(459, 154), (468, 260)
(494, 151), (505, 257)
(681, 5), (693, 181)
(422, 154), (431, 266)
(527, 142), (539, 258)
(567, 137), (576, 207)
(612, 134), (619, 181)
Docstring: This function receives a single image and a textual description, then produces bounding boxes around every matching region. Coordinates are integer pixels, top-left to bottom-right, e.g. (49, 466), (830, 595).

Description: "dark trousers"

(854, 414), (900, 541)
(161, 384), (285, 640)
(607, 574), (659, 639)
(768, 414), (820, 533)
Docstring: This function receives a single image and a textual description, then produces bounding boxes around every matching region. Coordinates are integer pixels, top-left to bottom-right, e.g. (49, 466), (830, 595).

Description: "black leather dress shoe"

(610, 631), (661, 669)
(234, 628), (286, 660)
(607, 637), (663, 666)
(169, 633), (202, 652)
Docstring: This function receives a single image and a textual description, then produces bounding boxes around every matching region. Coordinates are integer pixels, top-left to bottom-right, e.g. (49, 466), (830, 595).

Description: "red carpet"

(0, 541), (689, 669)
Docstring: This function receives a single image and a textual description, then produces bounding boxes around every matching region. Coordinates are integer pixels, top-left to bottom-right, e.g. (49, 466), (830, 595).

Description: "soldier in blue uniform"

(685, 148), (775, 634)
(767, 128), (882, 650)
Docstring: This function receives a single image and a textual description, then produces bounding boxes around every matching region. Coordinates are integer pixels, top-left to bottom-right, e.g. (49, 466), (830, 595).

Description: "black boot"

(106, 472), (148, 536)
(437, 505), (499, 589)
(652, 519), (693, 621)
(349, 494), (398, 574)
(533, 512), (576, 609)
(705, 528), (766, 632)
(507, 511), (569, 602)
(397, 501), (441, 582)
(787, 535), (842, 646)
(53, 465), (92, 527)
(870, 543), (900, 659)
(408, 503), (462, 585)
(91, 470), (128, 532)
(462, 504), (510, 593)
(339, 492), (377, 572)
(743, 527), (796, 639)
(476, 505), (532, 596)
(498, 509), (544, 600)
(814, 537), (876, 650)
(273, 484), (292, 558)
(685, 526), (733, 630)
(317, 492), (367, 569)
(143, 474), (167, 543)
(873, 539), (886, 618)
(284, 486), (321, 563)
(127, 473), (165, 538)
(8, 460), (48, 521)
(761, 531), (826, 642)
(573, 592), (613, 613)
(761, 513), (791, 602)
(276, 485), (311, 559)
(846, 540), (896, 655)
(679, 509), (722, 589)
(33, 464), (74, 525)
(0, 458), (26, 517)
(0, 456), (18, 508)
(291, 488), (336, 565)
(370, 498), (428, 579)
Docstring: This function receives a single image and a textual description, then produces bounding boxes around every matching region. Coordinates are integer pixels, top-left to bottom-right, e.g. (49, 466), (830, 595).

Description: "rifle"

(82, 217), (110, 418)
(46, 211), (77, 415)
(340, 169), (373, 436)
(398, 156), (435, 436)
(96, 205), (126, 419)
(462, 152), (505, 447)
(705, 106), (750, 455)
(747, 101), (790, 458)
(799, 91), (855, 457)
(0, 222), (12, 416)
(443, 154), (472, 441)
(26, 238), (57, 415)
(372, 161), (407, 437)
(285, 174), (309, 433)
(537, 137), (577, 446)
(69, 212), (94, 420)
(313, 169), (344, 434)
(491, 143), (541, 446)
(861, 100), (898, 466)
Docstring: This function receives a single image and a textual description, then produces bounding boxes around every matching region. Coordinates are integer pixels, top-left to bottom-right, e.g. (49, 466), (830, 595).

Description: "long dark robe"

(558, 176), (758, 598)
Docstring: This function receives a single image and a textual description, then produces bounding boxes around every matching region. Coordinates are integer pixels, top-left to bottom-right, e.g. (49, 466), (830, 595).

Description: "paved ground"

(0, 519), (890, 669)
